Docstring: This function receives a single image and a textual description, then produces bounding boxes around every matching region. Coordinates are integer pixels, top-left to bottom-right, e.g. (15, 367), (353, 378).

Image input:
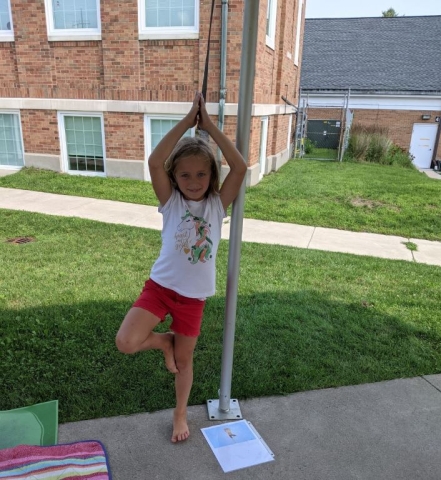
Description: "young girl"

(116, 92), (246, 443)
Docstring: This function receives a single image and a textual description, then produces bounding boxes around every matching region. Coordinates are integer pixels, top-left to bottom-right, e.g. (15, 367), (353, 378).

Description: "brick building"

(300, 16), (441, 169)
(0, 0), (306, 185)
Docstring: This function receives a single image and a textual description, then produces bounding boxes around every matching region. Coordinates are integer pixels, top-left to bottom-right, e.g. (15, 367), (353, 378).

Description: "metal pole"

(293, 88), (302, 159)
(207, 0), (260, 421)
(216, 0), (229, 171)
(337, 92), (347, 162)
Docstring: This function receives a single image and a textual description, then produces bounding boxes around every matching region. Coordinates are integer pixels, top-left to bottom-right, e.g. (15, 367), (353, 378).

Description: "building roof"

(300, 16), (441, 94)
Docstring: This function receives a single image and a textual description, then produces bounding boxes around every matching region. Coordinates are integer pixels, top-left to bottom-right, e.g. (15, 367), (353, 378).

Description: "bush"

(382, 145), (415, 169)
(348, 133), (370, 159)
(304, 138), (315, 154)
(345, 124), (414, 168)
(366, 134), (392, 163)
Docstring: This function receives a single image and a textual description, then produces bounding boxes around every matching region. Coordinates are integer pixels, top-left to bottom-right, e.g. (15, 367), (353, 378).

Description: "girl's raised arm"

(148, 94), (200, 205)
(197, 97), (247, 210)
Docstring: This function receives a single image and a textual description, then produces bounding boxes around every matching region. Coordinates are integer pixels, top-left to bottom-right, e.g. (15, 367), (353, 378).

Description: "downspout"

(217, 0), (228, 172)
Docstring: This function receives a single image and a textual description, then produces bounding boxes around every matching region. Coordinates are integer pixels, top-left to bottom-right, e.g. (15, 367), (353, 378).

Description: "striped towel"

(0, 441), (110, 479)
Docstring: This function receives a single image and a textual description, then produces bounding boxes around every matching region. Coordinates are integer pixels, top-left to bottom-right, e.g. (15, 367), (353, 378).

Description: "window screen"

(53, 0), (98, 29)
(145, 0), (195, 28)
(0, 114), (24, 167)
(64, 116), (104, 172)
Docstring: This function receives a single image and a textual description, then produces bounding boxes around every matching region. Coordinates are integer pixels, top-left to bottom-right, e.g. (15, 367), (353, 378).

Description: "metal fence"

(293, 92), (352, 162)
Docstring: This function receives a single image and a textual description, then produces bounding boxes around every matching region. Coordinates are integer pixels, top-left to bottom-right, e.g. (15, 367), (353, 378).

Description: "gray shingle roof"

(300, 16), (441, 94)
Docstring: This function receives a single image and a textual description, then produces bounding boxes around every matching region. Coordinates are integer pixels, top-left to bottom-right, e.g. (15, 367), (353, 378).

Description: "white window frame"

(266, 0), (277, 50)
(144, 115), (195, 181)
(0, 110), (25, 169)
(44, 0), (101, 41)
(58, 112), (106, 177)
(138, 0), (199, 40)
(294, 0), (304, 66)
(0, 0), (14, 42)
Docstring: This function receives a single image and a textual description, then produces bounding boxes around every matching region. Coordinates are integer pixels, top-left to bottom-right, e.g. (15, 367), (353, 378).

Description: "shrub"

(366, 134), (392, 163)
(348, 133), (370, 159)
(382, 144), (415, 169)
(345, 123), (413, 168)
(350, 124), (389, 136)
(304, 138), (315, 154)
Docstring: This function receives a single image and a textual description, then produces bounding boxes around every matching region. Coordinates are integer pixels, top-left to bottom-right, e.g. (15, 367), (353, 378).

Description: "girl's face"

(174, 154), (211, 201)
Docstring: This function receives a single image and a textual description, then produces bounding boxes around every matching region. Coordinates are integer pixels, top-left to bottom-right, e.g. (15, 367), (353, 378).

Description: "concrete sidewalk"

(57, 375), (441, 480)
(1, 187), (441, 266)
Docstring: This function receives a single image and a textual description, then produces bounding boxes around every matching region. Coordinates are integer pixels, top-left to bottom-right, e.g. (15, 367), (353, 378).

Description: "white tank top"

(150, 188), (225, 299)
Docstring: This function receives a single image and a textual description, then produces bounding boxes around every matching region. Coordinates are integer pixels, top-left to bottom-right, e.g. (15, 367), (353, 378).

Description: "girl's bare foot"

(163, 333), (178, 374)
(171, 410), (190, 443)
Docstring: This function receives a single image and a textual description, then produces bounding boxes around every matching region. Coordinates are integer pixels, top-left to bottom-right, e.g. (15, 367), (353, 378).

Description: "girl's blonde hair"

(165, 136), (220, 197)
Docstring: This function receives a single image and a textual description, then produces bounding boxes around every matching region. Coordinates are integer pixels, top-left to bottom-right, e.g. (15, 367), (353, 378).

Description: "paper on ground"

(201, 419), (275, 473)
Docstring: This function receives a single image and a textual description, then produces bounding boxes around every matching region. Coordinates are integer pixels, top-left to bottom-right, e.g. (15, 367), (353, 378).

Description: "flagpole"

(207, 0), (260, 420)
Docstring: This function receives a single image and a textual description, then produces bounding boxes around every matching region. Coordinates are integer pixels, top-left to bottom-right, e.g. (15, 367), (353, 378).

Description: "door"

(259, 117), (269, 179)
(409, 124), (437, 168)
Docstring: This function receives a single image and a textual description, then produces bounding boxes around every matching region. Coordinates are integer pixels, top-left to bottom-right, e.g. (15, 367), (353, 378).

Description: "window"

(145, 116), (193, 180)
(0, 113), (24, 168)
(266, 0), (277, 49)
(44, 0), (101, 40)
(294, 0), (304, 65)
(59, 113), (105, 175)
(0, 0), (13, 41)
(139, 0), (199, 40)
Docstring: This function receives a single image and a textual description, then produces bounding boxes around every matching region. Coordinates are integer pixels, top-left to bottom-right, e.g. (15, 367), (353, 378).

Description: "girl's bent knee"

(115, 334), (138, 354)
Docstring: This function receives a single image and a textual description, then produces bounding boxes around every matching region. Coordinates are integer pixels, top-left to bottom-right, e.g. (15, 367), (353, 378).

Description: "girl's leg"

(115, 307), (178, 374)
(171, 333), (198, 443)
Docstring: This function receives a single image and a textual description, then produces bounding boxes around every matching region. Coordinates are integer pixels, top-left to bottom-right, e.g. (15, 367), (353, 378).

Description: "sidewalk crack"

(421, 376), (441, 394)
(307, 226), (316, 249)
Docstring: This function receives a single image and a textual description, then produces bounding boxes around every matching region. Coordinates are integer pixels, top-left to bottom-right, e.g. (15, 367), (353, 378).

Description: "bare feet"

(171, 410), (190, 443)
(163, 332), (179, 374)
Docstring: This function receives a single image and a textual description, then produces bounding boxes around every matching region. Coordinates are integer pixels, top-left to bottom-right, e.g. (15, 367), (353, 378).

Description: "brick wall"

(254, 0), (300, 161)
(21, 111), (59, 154)
(0, 0), (304, 176)
(105, 113), (144, 160)
(53, 43), (103, 89)
(2, 0), (220, 101)
(351, 109), (440, 151)
(0, 44), (17, 84)
(305, 108), (346, 123)
(11, 0), (54, 88)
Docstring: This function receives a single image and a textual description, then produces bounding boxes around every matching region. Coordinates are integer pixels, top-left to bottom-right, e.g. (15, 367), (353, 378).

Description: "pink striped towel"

(0, 441), (111, 479)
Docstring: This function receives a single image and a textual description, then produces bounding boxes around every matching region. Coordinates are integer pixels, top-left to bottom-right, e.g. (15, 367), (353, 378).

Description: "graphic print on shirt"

(176, 210), (213, 264)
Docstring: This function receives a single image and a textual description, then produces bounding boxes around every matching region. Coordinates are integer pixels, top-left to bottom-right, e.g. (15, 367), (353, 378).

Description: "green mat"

(0, 400), (58, 449)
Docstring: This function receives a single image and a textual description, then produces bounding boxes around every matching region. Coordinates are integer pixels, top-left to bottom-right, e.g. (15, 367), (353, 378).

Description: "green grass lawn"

(244, 160), (441, 241)
(1, 210), (440, 423)
(303, 147), (338, 160)
(1, 160), (440, 240)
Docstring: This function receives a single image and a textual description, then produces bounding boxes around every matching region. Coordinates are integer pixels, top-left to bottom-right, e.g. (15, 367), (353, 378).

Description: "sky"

(305, 0), (440, 18)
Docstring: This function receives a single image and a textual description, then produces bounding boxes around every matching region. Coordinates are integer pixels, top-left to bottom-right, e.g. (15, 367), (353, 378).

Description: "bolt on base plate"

(206, 399), (243, 421)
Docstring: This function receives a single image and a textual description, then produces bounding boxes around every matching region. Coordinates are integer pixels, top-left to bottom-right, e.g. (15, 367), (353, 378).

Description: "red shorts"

(132, 279), (206, 337)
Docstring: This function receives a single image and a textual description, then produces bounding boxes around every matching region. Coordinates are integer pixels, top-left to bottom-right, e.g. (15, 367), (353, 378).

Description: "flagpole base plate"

(206, 399), (243, 421)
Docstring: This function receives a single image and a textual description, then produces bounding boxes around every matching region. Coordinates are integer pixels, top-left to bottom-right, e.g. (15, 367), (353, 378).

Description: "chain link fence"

(293, 93), (352, 162)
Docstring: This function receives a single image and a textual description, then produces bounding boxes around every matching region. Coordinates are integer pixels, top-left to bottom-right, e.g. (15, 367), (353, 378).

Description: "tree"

(382, 8), (399, 17)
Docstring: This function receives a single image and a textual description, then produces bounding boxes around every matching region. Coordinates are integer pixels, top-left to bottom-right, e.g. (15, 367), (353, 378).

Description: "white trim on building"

(302, 93), (441, 111)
